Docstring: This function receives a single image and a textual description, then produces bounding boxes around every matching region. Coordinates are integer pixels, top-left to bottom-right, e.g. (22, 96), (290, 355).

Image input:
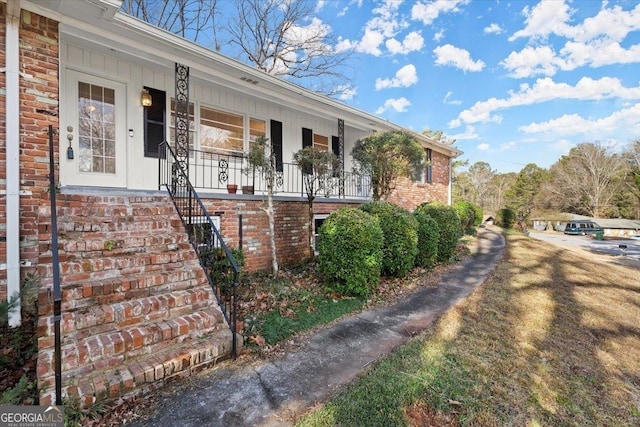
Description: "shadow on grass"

(298, 232), (640, 426)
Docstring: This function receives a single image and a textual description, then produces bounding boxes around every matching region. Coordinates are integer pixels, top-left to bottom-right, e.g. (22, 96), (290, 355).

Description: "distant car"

(564, 220), (604, 236)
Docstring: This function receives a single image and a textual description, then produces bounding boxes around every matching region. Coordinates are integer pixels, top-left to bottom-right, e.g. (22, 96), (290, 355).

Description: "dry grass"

(299, 233), (640, 426)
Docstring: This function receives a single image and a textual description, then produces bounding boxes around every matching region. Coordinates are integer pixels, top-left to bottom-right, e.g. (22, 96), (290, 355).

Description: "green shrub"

(415, 202), (462, 263)
(359, 201), (418, 278)
(472, 203), (483, 226)
(206, 247), (244, 295)
(454, 200), (477, 235)
(317, 208), (383, 297)
(495, 208), (516, 229)
(413, 212), (439, 268)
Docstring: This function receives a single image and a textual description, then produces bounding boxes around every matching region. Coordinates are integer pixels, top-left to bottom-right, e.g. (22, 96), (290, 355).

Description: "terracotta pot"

(242, 185), (254, 195)
(227, 184), (238, 194)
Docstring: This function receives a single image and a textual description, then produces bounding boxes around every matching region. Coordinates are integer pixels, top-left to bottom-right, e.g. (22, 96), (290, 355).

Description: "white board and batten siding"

(59, 39), (371, 191)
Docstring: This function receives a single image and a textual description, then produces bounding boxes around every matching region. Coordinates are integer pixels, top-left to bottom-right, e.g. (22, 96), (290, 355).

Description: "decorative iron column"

(174, 63), (190, 173)
(338, 118), (345, 197)
(174, 63), (191, 216)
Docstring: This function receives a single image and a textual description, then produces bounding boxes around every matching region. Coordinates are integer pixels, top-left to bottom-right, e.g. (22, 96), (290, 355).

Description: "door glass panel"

(78, 82), (117, 174)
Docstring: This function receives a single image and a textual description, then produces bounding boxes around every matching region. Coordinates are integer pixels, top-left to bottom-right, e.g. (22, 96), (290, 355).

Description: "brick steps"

(37, 193), (237, 407)
(41, 324), (234, 407)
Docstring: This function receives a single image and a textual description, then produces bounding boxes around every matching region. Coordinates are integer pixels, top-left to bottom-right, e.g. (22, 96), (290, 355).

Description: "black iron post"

(47, 125), (62, 406)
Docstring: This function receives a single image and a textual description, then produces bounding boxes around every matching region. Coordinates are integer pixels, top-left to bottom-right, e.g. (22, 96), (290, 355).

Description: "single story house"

(1, 0), (461, 406)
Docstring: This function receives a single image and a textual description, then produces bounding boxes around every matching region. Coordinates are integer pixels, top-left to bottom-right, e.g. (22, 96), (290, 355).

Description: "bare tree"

(120, 0), (353, 95)
(548, 142), (626, 218)
(467, 161), (494, 208)
(121, 0), (221, 47)
(487, 173), (516, 214)
(226, 0), (352, 95)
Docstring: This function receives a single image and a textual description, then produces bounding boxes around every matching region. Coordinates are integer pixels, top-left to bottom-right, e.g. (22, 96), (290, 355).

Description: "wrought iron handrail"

(158, 142), (240, 359)
(170, 146), (372, 198)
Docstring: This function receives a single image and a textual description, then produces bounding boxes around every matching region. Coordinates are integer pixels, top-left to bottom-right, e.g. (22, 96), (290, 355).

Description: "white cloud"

(376, 97), (411, 114)
(501, 46), (561, 78)
(484, 23), (502, 34)
(386, 31), (424, 54)
(550, 139), (574, 152)
(509, 0), (574, 41)
(560, 40), (640, 69)
(433, 44), (485, 72)
(503, 2), (640, 77)
(375, 64), (418, 90)
(477, 143), (490, 151)
(519, 103), (640, 135)
(449, 125), (478, 140)
(449, 77), (640, 127)
(500, 141), (516, 151)
(337, 0), (426, 57)
(336, 84), (357, 100)
(443, 91), (462, 105)
(565, 3), (640, 43)
(357, 29), (386, 56)
(433, 29), (445, 42)
(411, 0), (470, 25)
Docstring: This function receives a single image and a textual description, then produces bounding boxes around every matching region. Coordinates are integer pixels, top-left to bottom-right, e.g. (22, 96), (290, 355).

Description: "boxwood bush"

(453, 200), (476, 235)
(495, 208), (516, 229)
(472, 203), (483, 226)
(415, 202), (462, 263)
(317, 208), (383, 297)
(359, 201), (418, 278)
(413, 211), (439, 268)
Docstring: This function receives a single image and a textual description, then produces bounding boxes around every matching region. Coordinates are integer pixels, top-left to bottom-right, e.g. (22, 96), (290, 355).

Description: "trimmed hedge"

(359, 201), (418, 278)
(495, 208), (516, 229)
(454, 200), (477, 235)
(472, 203), (483, 226)
(317, 208), (383, 297)
(413, 212), (439, 268)
(415, 202), (462, 263)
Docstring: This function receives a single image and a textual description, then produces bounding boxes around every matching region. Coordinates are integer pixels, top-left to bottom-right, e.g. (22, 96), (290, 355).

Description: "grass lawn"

(297, 233), (640, 426)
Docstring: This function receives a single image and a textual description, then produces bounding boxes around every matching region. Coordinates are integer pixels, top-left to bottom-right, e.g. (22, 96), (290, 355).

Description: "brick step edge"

(39, 328), (241, 408)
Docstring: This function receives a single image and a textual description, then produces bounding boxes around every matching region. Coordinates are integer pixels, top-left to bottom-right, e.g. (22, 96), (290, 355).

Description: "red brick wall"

(386, 150), (450, 211)
(0, 5), (59, 301)
(201, 198), (362, 272)
(1, 3), (7, 302)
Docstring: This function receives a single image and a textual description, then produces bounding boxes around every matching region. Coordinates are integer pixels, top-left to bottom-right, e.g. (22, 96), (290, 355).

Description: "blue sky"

(300, 0), (640, 173)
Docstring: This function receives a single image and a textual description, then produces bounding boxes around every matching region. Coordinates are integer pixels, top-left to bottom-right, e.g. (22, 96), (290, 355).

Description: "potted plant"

(243, 136), (268, 195)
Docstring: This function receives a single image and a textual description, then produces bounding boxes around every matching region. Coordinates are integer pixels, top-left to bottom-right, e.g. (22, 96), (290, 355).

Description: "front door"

(64, 70), (127, 187)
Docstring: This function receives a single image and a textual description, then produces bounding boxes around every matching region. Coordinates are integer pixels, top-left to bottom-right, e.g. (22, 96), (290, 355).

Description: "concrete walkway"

(131, 226), (505, 427)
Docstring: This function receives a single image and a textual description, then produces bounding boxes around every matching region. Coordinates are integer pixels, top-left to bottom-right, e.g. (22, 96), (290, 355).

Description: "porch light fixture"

(141, 89), (152, 107)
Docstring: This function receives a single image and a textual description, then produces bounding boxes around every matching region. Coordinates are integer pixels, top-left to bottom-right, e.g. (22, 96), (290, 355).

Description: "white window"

(200, 106), (244, 155)
(313, 133), (329, 151)
(313, 214), (330, 254)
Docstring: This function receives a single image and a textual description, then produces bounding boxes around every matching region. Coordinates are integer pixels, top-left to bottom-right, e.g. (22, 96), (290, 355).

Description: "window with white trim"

(313, 214), (329, 255)
(200, 106), (244, 155)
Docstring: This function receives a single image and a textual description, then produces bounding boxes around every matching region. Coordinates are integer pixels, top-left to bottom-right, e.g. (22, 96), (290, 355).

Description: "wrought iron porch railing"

(163, 146), (372, 198)
(158, 142), (241, 359)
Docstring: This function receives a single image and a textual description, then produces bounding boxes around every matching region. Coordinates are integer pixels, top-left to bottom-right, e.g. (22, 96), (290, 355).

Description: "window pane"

(77, 82), (116, 174)
(314, 134), (329, 151)
(200, 106), (244, 154)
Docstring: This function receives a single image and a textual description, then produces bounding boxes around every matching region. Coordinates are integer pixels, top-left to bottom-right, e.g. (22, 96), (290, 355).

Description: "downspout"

(5, 0), (21, 326)
(448, 157), (453, 206)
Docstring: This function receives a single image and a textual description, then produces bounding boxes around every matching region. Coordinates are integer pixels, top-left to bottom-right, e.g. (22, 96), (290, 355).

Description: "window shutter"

(270, 120), (283, 172)
(302, 127), (313, 148)
(143, 88), (166, 158)
(332, 136), (341, 177)
(426, 148), (433, 183)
